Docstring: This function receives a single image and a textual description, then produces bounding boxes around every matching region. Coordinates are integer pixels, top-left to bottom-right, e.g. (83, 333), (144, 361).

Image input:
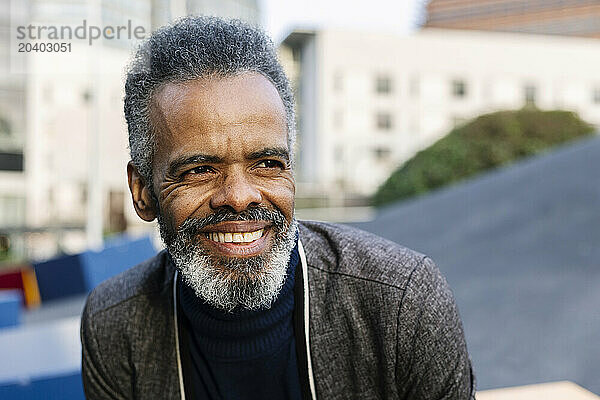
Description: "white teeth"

(206, 229), (265, 244)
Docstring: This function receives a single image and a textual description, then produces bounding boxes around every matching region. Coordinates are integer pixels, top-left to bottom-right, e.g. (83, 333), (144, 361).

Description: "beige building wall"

(281, 28), (600, 199)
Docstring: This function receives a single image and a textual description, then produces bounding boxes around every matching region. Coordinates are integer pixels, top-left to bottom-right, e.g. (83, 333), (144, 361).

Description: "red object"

(0, 268), (25, 291)
(0, 265), (41, 308)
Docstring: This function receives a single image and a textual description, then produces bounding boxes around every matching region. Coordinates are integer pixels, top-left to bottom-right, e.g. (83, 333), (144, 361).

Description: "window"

(375, 75), (392, 94)
(524, 84), (536, 106)
(593, 88), (600, 104)
(452, 79), (467, 98)
(374, 147), (391, 161)
(82, 89), (93, 104)
(0, 152), (23, 171)
(376, 113), (393, 130)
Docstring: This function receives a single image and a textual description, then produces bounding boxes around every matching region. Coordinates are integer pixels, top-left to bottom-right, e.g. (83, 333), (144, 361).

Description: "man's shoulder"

(298, 220), (427, 289)
(83, 250), (173, 317)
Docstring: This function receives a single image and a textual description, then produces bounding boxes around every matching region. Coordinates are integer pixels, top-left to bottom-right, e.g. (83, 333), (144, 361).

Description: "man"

(81, 16), (474, 400)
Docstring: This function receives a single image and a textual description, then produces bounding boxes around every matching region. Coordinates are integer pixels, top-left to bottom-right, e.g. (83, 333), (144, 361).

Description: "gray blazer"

(81, 221), (475, 399)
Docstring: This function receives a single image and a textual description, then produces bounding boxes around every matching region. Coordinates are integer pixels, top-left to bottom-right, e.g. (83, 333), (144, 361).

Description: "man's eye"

(255, 160), (284, 169)
(186, 165), (213, 175)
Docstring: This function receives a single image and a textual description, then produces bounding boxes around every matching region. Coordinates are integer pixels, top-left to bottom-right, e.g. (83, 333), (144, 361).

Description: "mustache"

(177, 206), (288, 237)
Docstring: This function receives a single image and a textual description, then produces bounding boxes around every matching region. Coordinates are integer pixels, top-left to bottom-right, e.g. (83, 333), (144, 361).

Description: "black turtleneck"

(177, 243), (302, 400)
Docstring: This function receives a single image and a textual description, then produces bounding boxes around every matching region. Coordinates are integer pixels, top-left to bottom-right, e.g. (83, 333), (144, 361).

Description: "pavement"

(478, 381), (600, 400)
(353, 136), (600, 394)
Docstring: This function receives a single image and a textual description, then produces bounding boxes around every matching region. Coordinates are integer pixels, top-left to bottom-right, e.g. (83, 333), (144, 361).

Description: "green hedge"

(372, 109), (595, 206)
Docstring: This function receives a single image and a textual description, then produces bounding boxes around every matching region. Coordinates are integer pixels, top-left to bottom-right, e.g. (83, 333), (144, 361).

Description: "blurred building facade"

(0, 0), (259, 262)
(280, 28), (600, 200)
(151, 0), (259, 29)
(424, 0), (600, 38)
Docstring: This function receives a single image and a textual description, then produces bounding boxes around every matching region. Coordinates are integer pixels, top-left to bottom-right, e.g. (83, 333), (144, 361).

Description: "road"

(354, 136), (600, 393)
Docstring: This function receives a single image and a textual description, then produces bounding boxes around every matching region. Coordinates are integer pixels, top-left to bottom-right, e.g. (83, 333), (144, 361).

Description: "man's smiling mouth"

(204, 229), (264, 244)
(198, 221), (272, 255)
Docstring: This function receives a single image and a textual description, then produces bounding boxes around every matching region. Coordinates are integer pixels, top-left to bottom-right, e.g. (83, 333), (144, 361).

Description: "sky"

(260, 0), (427, 43)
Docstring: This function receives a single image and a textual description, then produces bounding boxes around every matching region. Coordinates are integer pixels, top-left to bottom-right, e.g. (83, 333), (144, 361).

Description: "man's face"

(140, 72), (296, 311)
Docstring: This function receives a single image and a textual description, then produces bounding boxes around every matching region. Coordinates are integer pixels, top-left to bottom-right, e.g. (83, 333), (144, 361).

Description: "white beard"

(165, 217), (298, 312)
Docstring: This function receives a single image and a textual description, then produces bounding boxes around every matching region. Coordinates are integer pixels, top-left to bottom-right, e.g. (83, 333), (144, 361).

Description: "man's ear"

(127, 161), (158, 222)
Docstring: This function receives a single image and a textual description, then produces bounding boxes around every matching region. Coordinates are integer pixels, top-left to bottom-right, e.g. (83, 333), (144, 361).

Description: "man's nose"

(209, 171), (262, 213)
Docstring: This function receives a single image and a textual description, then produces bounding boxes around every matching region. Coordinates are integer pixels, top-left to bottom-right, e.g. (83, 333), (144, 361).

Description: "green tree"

(373, 109), (595, 206)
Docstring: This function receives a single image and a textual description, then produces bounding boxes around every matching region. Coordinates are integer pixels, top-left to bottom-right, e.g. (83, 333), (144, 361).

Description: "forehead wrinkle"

(213, 114), (284, 129)
(168, 73), (286, 128)
(168, 109), (286, 138)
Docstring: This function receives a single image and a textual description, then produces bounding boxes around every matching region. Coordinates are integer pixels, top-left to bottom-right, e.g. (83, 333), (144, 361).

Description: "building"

(280, 28), (600, 200)
(0, 0), (260, 262)
(424, 0), (600, 38)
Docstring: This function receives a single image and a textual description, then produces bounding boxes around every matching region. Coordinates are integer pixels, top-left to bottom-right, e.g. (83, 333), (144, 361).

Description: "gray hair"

(124, 16), (296, 185)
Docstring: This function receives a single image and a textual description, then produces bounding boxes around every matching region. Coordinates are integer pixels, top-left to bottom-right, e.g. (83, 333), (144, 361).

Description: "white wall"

(24, 43), (131, 231)
(293, 28), (600, 196)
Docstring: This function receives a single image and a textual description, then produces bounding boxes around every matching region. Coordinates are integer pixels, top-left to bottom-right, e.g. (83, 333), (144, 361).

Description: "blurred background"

(0, 0), (599, 398)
